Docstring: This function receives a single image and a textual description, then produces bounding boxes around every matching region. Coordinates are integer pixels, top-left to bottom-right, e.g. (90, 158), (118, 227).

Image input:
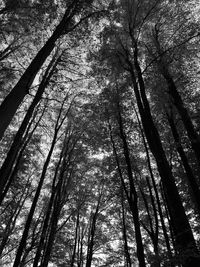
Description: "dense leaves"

(0, 0), (200, 266)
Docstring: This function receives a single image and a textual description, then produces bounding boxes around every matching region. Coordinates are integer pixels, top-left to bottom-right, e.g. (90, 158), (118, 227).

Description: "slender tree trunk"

(167, 111), (200, 214)
(160, 183), (180, 266)
(85, 217), (95, 267)
(142, 178), (160, 267)
(77, 227), (84, 267)
(86, 194), (101, 267)
(121, 190), (132, 267)
(146, 176), (159, 249)
(71, 211), (80, 267)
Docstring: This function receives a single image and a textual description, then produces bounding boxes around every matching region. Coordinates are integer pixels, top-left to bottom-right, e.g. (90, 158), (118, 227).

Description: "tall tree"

(0, 0), (100, 140)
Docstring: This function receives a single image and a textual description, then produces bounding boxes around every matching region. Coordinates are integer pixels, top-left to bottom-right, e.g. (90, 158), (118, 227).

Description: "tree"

(0, 0), (101, 140)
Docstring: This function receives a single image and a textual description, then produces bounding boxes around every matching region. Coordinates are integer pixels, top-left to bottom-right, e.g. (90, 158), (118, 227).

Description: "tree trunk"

(160, 183), (180, 266)
(86, 194), (101, 267)
(71, 211), (80, 267)
(145, 177), (160, 267)
(121, 190), (132, 267)
(167, 111), (200, 215)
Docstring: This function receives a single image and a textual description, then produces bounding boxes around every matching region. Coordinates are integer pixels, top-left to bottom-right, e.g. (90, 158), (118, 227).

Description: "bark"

(0, 0), (91, 140)
(135, 110), (174, 265)
(116, 101), (146, 267)
(125, 42), (200, 266)
(146, 177), (159, 252)
(71, 212), (80, 267)
(85, 196), (101, 267)
(140, 185), (160, 267)
(167, 111), (200, 215)
(140, 177), (160, 267)
(160, 183), (180, 266)
(121, 190), (132, 267)
(108, 119), (130, 200)
(77, 226), (84, 267)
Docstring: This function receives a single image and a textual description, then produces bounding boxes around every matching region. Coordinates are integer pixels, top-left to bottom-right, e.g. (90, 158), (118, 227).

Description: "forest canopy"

(0, 0), (200, 266)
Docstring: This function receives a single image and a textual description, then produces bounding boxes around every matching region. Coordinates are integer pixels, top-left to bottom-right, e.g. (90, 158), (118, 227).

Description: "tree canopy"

(0, 0), (200, 266)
